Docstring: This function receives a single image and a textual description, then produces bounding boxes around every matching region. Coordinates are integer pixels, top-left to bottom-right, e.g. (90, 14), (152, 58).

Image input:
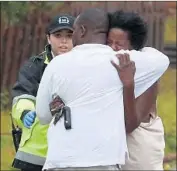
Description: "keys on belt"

(51, 94), (72, 130)
(53, 107), (63, 125)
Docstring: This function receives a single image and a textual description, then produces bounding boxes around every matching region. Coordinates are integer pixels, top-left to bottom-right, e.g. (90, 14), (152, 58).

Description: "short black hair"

(108, 10), (148, 50)
(77, 8), (109, 33)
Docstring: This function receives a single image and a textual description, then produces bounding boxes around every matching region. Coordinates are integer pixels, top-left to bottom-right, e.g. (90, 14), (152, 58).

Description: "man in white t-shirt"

(36, 8), (169, 171)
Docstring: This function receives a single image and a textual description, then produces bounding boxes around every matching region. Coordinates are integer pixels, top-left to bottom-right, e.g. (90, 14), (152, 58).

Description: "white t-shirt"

(36, 44), (169, 170)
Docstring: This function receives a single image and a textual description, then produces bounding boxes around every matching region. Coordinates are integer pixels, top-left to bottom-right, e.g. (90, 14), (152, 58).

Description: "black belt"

(12, 158), (42, 171)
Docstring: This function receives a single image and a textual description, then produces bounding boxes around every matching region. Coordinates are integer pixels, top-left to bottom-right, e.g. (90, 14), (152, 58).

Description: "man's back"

(36, 44), (169, 169)
(42, 44), (127, 168)
(51, 44), (123, 105)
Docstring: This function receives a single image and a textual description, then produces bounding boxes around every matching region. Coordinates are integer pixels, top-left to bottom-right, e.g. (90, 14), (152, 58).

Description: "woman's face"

(47, 29), (73, 56)
(107, 28), (132, 51)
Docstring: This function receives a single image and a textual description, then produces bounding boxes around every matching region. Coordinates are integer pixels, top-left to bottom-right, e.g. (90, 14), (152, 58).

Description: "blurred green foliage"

(1, 89), (11, 111)
(164, 15), (176, 44)
(1, 2), (63, 25)
(157, 68), (176, 155)
(1, 1), (29, 25)
(1, 2), (176, 44)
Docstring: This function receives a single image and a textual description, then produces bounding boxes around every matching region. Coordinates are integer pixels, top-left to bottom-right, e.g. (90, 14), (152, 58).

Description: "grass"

(157, 68), (176, 156)
(164, 15), (176, 44)
(1, 114), (18, 171)
(1, 135), (17, 171)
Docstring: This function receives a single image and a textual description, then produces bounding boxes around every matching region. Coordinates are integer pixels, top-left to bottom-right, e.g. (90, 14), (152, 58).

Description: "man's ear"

(47, 34), (51, 44)
(80, 25), (86, 37)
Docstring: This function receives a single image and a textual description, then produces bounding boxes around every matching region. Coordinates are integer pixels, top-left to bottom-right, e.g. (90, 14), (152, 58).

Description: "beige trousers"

(122, 116), (165, 170)
(46, 165), (121, 171)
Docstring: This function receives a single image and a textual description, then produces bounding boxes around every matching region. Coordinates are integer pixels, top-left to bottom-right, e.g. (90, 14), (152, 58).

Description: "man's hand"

(111, 53), (136, 87)
(50, 94), (64, 116)
(22, 111), (36, 129)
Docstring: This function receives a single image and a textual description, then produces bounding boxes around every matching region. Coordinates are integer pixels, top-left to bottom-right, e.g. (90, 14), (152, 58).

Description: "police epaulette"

(38, 51), (46, 58)
(32, 51), (46, 62)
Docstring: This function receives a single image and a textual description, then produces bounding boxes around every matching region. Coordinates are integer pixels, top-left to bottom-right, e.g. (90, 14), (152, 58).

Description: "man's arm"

(129, 48), (166, 129)
(118, 52), (158, 133)
(36, 53), (69, 125)
(36, 61), (55, 125)
(122, 47), (169, 98)
(112, 48), (168, 133)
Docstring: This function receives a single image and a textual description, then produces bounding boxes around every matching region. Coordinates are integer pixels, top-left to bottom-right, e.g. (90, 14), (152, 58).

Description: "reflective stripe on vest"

(12, 94), (36, 106)
(15, 150), (45, 166)
(44, 55), (50, 64)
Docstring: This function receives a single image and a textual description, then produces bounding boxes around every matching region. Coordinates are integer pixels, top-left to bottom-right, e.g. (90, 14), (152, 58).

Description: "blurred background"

(0, 1), (176, 170)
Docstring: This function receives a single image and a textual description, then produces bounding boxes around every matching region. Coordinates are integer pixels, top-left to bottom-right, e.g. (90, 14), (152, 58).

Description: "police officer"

(11, 14), (75, 171)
